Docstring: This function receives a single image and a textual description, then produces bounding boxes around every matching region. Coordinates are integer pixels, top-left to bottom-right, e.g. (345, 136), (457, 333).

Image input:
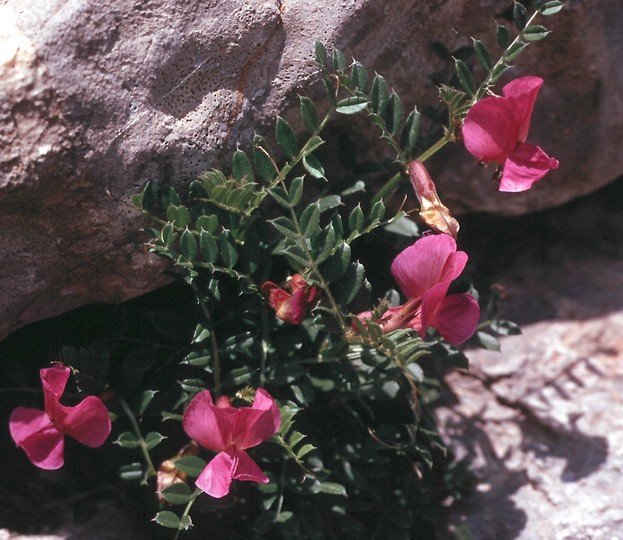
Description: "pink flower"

(462, 76), (559, 192)
(357, 235), (480, 345)
(182, 389), (281, 498)
(9, 364), (111, 470)
(261, 274), (318, 324)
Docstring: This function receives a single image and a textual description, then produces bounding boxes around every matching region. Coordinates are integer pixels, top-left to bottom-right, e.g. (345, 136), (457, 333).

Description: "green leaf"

(385, 92), (403, 134)
(179, 228), (197, 260)
(348, 205), (365, 232)
(179, 515), (193, 531)
(322, 242), (351, 283)
(313, 481), (347, 496)
(270, 217), (300, 240)
(166, 205), (191, 228)
(333, 261), (366, 305)
(144, 431), (167, 450)
(118, 462), (143, 481)
(490, 62), (509, 84)
(504, 41), (526, 61)
(220, 229), (238, 268)
(299, 202), (321, 236)
(253, 135), (277, 182)
(232, 149), (255, 183)
(513, 1), (527, 30)
(303, 154), (326, 179)
(490, 319), (522, 336)
(276, 116), (299, 158)
(318, 194), (342, 212)
(383, 216), (419, 237)
(174, 456), (208, 478)
(179, 378), (207, 393)
(182, 350), (211, 367)
(454, 58), (476, 97)
(336, 95), (369, 115)
(314, 40), (327, 67)
(401, 108), (421, 153)
(311, 223), (337, 264)
(192, 323), (211, 343)
(369, 199), (385, 223)
(523, 25), (550, 42)
(154, 511), (181, 529)
(332, 47), (346, 71)
(475, 331), (501, 352)
(351, 61), (368, 92)
(296, 443), (316, 459)
(161, 185), (181, 208)
(289, 176), (305, 206)
(496, 24), (511, 49)
(541, 1), (564, 16)
(160, 483), (193, 505)
(199, 230), (218, 263)
(473, 39), (493, 72)
(115, 432), (140, 449)
(267, 186), (292, 208)
(136, 390), (158, 416)
(370, 74), (389, 115)
(299, 96), (318, 133)
(196, 214), (219, 234)
(136, 180), (158, 212)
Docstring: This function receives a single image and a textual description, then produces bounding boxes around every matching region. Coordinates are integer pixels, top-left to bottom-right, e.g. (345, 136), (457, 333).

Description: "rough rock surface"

(436, 178), (623, 539)
(1, 0), (622, 338)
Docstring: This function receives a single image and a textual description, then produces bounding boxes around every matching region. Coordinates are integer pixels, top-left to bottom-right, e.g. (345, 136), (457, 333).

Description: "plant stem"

(371, 131), (454, 204)
(172, 488), (202, 540)
(120, 397), (156, 482)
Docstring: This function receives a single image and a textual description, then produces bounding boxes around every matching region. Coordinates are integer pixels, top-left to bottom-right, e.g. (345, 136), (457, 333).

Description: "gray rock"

(1, 0), (621, 338)
(436, 181), (623, 539)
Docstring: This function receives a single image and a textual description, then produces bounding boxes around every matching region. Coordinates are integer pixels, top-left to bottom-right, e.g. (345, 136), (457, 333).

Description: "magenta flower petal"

(41, 365), (70, 414)
(462, 97), (518, 163)
(232, 449), (270, 484)
(196, 451), (235, 498)
(183, 390), (237, 451)
(502, 76), (543, 142)
(238, 388), (281, 447)
(420, 281), (451, 336)
(391, 234), (464, 299)
(431, 294), (481, 345)
(9, 407), (51, 446)
(500, 143), (560, 192)
(55, 396), (111, 447)
(9, 407), (65, 470)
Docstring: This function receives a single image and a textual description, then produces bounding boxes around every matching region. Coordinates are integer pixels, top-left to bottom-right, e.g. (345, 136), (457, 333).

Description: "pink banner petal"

(183, 390), (237, 452)
(502, 76), (543, 142)
(17, 423), (65, 470)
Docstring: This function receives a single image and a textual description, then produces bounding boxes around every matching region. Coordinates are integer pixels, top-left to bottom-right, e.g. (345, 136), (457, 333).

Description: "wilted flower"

(462, 76), (559, 192)
(182, 388), (281, 498)
(156, 441), (200, 501)
(408, 160), (460, 238)
(357, 235), (479, 345)
(9, 364), (111, 470)
(261, 274), (318, 324)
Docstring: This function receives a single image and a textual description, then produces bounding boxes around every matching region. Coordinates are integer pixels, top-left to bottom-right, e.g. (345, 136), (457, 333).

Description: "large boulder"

(1, 0), (621, 338)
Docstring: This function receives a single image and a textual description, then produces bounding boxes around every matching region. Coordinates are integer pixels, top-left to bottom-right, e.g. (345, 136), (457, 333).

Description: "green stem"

(120, 397), (156, 481)
(189, 282), (222, 398)
(472, 9), (541, 103)
(172, 488), (202, 540)
(371, 132), (454, 204)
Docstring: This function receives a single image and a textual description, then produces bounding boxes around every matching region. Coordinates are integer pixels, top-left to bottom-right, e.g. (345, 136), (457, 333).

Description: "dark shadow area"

(459, 174), (623, 325)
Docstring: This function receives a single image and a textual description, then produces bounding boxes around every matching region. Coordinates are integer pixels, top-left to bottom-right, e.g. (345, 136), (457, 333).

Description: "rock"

(1, 0), (621, 338)
(435, 178), (623, 539)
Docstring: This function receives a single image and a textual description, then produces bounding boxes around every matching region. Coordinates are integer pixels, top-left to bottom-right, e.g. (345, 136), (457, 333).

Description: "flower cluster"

(462, 76), (559, 192)
(9, 364), (111, 470)
(358, 234), (480, 345)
